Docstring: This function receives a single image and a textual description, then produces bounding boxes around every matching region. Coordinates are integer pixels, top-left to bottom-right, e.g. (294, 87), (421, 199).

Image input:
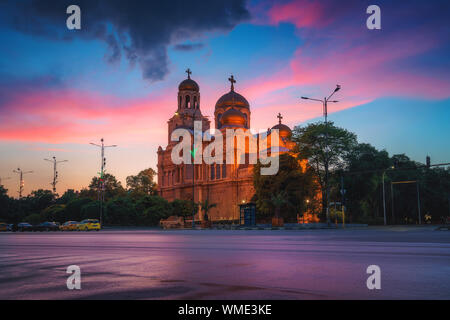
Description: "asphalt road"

(0, 226), (449, 300)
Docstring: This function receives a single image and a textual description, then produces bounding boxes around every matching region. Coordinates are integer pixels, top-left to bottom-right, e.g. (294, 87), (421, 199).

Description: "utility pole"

(12, 168), (33, 199)
(301, 85), (341, 225)
(90, 138), (117, 227)
(44, 157), (68, 193)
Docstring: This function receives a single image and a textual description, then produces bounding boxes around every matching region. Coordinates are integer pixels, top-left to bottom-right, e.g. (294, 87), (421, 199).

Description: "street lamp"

(89, 138), (117, 227)
(301, 85), (341, 225)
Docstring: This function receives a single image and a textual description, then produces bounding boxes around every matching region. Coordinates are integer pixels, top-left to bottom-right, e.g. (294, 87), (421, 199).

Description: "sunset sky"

(0, 0), (449, 197)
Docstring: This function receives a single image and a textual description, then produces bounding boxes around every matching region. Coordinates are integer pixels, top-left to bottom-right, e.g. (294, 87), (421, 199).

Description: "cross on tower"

(277, 112), (283, 124)
(186, 68), (192, 79)
(228, 75), (236, 91)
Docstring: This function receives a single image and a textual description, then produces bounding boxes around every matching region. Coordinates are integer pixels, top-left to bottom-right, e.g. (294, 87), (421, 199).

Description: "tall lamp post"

(13, 168), (33, 199)
(90, 138), (117, 227)
(301, 85), (341, 225)
(44, 157), (68, 193)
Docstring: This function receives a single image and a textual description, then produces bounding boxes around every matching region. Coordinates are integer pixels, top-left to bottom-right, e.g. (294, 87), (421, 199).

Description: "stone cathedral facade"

(157, 71), (294, 221)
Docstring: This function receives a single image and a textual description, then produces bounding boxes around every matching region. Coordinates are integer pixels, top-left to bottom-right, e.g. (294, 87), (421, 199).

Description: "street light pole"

(44, 157), (68, 193)
(301, 85), (341, 225)
(12, 168), (33, 199)
(90, 138), (117, 227)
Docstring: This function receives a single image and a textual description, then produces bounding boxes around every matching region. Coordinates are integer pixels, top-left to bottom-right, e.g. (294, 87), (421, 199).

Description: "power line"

(44, 156), (68, 193)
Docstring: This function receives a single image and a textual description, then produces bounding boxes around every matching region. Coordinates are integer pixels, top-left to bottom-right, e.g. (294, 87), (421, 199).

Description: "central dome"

(220, 108), (246, 127)
(178, 78), (199, 92)
(215, 90), (249, 110)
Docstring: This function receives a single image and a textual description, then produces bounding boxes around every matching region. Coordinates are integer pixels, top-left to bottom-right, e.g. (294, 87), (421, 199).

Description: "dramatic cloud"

(2, 0), (250, 81)
(243, 0), (450, 109)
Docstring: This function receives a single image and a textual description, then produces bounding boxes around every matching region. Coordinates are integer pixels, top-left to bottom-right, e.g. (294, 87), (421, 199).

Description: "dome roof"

(220, 108), (246, 127)
(178, 78), (199, 92)
(215, 90), (249, 110)
(271, 123), (292, 138)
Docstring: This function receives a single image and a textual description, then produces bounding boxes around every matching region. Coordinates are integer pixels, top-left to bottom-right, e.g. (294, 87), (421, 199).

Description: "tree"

(171, 199), (194, 222)
(135, 195), (171, 226)
(24, 213), (41, 225)
(65, 198), (94, 221)
(57, 189), (77, 204)
(41, 204), (66, 223)
(253, 153), (319, 222)
(292, 122), (357, 216)
(126, 168), (157, 195)
(271, 191), (288, 219)
(198, 199), (216, 221)
(27, 189), (56, 213)
(341, 143), (391, 223)
(88, 173), (125, 200)
(0, 185), (12, 223)
(104, 197), (135, 225)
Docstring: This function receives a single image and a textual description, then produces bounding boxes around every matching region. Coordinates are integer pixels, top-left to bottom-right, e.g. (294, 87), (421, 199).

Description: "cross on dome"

(228, 75), (236, 91)
(186, 68), (192, 79)
(277, 112), (283, 124)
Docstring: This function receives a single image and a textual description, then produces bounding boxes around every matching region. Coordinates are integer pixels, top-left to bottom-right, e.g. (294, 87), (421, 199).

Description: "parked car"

(78, 219), (101, 231)
(60, 221), (79, 231)
(17, 222), (33, 232)
(33, 222), (60, 232)
(0, 223), (7, 232)
(7, 224), (14, 231)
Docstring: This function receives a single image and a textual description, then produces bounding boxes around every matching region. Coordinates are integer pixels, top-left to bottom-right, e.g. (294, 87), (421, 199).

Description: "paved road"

(0, 226), (449, 299)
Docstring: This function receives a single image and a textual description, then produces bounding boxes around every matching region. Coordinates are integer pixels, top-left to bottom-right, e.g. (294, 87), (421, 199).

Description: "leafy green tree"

(24, 213), (41, 225)
(105, 197), (136, 225)
(27, 189), (56, 213)
(271, 191), (288, 219)
(65, 198), (94, 221)
(80, 201), (101, 220)
(135, 195), (171, 226)
(88, 173), (126, 200)
(0, 185), (12, 222)
(292, 122), (357, 216)
(341, 143), (391, 223)
(41, 204), (66, 223)
(171, 199), (194, 221)
(126, 168), (157, 195)
(253, 153), (319, 222)
(57, 189), (77, 204)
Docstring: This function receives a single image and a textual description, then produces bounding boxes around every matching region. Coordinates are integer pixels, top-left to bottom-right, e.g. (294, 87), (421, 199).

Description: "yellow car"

(78, 219), (101, 231)
(60, 221), (79, 231)
(0, 223), (7, 232)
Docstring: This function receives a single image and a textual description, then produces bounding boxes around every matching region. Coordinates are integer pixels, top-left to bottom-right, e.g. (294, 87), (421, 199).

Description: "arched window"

(222, 164), (227, 178)
(185, 95), (190, 108)
(193, 96), (197, 109)
(179, 95), (182, 108)
(210, 165), (215, 180)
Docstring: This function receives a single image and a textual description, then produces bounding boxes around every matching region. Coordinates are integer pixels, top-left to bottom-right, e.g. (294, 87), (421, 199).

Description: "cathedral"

(157, 70), (295, 221)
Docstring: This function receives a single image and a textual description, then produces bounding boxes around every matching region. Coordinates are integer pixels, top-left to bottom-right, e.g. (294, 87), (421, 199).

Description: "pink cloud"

(268, 0), (331, 28)
(0, 88), (174, 144)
